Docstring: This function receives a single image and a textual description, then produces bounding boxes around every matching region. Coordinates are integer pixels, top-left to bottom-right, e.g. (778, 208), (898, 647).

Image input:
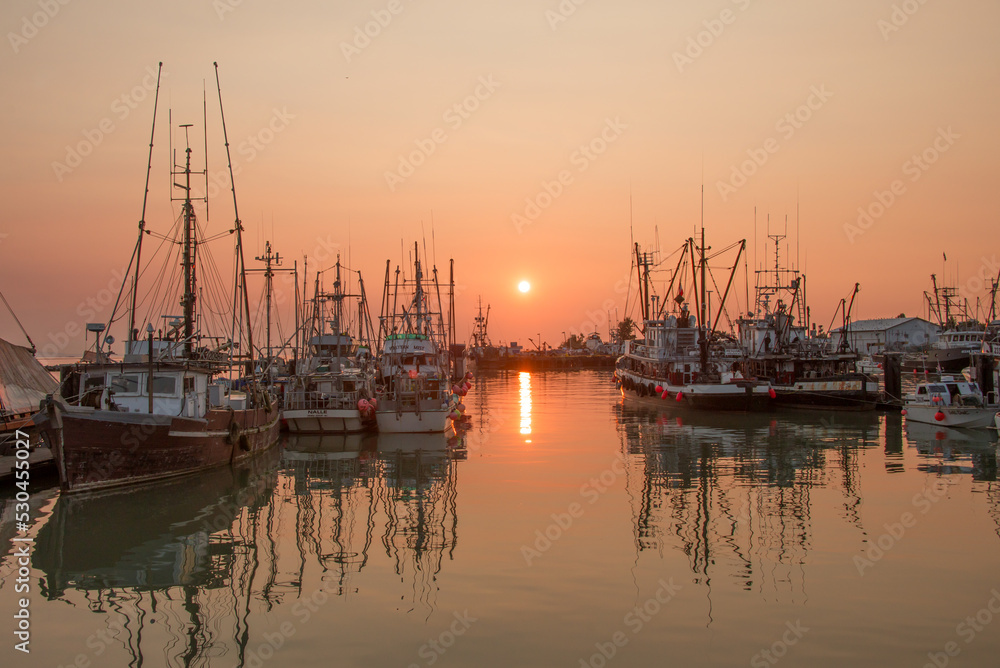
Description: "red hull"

(38, 403), (280, 493)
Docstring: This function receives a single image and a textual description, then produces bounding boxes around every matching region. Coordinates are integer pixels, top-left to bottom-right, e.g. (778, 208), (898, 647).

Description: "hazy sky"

(1, 0), (998, 356)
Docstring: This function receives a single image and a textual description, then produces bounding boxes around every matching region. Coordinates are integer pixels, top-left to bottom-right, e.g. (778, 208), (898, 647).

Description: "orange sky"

(1, 0), (998, 356)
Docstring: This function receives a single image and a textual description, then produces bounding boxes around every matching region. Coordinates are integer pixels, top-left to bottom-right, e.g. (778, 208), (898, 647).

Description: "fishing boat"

(902, 275), (1000, 373)
(282, 257), (377, 433)
(34, 64), (279, 492)
(736, 233), (878, 410)
(374, 243), (463, 432)
(903, 376), (999, 428)
(615, 219), (773, 411)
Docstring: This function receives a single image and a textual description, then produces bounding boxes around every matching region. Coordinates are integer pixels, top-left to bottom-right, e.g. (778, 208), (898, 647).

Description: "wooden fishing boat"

(34, 64), (279, 492)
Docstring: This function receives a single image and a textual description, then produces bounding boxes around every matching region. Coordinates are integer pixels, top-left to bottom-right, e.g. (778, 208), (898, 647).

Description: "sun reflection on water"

(519, 371), (532, 436)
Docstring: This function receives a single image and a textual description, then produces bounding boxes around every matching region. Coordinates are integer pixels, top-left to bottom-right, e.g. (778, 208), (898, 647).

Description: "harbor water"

(3, 370), (1000, 667)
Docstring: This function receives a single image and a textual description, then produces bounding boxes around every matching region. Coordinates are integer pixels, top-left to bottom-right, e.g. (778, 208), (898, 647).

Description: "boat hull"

(902, 349), (975, 373)
(36, 400), (280, 493)
(773, 378), (879, 411)
(616, 370), (773, 412)
(904, 405), (996, 429)
(283, 408), (369, 434)
(375, 408), (454, 433)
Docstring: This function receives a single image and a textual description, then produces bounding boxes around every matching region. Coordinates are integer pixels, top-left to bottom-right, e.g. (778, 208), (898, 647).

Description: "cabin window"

(152, 375), (178, 396)
(342, 380), (356, 393)
(183, 377), (195, 393)
(110, 374), (141, 394)
(916, 386), (926, 395)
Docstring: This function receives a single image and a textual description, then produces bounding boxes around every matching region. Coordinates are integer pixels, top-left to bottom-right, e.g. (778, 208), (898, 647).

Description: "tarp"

(0, 337), (58, 417)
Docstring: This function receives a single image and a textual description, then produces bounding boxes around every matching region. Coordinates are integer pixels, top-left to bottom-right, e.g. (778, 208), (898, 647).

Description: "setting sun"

(518, 280), (531, 293)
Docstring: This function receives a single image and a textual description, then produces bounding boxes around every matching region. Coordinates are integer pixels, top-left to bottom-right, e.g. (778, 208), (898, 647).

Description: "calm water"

(3, 370), (1000, 667)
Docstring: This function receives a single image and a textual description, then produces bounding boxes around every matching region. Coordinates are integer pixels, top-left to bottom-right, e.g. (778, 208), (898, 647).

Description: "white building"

(830, 317), (939, 355)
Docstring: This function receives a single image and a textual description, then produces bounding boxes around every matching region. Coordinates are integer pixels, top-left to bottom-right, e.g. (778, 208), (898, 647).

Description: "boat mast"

(699, 185), (708, 371)
(335, 256), (343, 362)
(174, 124), (198, 358)
(413, 242), (424, 336)
(215, 62), (260, 393)
(254, 240), (281, 361)
(129, 63), (163, 346)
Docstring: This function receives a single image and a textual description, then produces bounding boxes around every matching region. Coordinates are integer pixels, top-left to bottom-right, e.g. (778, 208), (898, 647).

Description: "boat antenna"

(203, 79), (209, 221)
(214, 62), (260, 393)
(128, 62), (163, 342)
(431, 210), (438, 270)
(795, 188), (800, 272)
(699, 183), (708, 372)
(628, 184), (634, 250)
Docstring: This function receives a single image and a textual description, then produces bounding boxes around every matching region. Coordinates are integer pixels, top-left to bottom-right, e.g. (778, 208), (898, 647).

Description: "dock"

(0, 446), (57, 487)
(477, 353), (616, 372)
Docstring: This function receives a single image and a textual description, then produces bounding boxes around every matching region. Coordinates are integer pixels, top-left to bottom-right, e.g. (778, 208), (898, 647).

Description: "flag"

(943, 252), (947, 261)
(674, 286), (685, 304)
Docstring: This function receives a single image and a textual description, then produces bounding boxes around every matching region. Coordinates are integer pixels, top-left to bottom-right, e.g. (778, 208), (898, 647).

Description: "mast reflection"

(31, 428), (468, 666)
(615, 399), (881, 603)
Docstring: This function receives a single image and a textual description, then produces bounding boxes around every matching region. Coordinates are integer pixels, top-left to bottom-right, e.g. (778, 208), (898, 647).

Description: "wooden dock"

(0, 446), (57, 487)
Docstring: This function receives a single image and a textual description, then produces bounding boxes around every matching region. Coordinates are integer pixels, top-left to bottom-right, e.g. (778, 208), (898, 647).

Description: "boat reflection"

(904, 420), (998, 480)
(617, 396), (1000, 603)
(375, 430), (463, 611)
(33, 447), (281, 666)
(29, 426), (469, 665)
(615, 399), (881, 603)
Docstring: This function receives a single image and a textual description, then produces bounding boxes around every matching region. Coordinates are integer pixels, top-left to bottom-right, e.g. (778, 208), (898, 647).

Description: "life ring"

(227, 421), (240, 446)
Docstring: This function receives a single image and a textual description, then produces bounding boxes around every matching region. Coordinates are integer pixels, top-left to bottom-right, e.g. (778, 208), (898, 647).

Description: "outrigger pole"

(214, 62), (261, 401)
(127, 62), (163, 344)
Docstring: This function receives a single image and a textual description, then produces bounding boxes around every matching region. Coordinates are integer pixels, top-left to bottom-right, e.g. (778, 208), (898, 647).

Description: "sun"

(518, 280), (531, 293)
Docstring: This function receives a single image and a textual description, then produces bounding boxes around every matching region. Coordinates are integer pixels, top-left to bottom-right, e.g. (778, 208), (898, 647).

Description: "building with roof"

(829, 317), (939, 355)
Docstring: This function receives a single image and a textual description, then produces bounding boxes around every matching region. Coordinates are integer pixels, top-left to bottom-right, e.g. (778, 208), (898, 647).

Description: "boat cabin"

(60, 365), (245, 417)
(911, 376), (987, 407)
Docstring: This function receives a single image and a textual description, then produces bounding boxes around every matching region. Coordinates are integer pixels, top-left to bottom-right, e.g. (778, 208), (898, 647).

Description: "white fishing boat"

(903, 376), (998, 428)
(374, 243), (464, 433)
(282, 258), (377, 433)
